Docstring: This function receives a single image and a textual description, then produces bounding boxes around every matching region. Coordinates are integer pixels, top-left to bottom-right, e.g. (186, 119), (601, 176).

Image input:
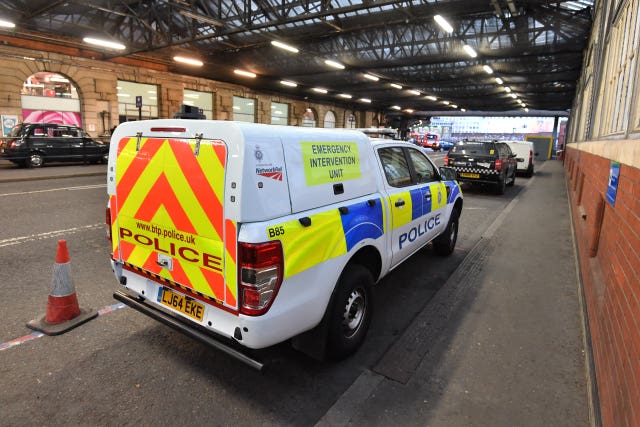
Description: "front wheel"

(433, 209), (459, 256)
(326, 265), (373, 360)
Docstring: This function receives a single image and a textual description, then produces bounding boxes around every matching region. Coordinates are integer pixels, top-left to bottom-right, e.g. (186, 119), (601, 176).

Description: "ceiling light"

(83, 37), (126, 50)
(483, 65), (494, 74)
(461, 108), (467, 112)
(390, 83), (403, 89)
(363, 73), (379, 81)
(525, 108), (529, 112)
(313, 87), (328, 94)
(434, 15), (454, 33)
(404, 109), (414, 113)
(463, 45), (477, 58)
(359, 98), (372, 103)
(338, 93), (352, 99)
(234, 69), (256, 78)
(174, 56), (204, 66)
(178, 10), (224, 27)
(280, 80), (297, 87)
(521, 103), (527, 107)
(504, 86), (512, 92)
(0, 19), (16, 28)
(495, 77), (504, 84)
(451, 104), (458, 108)
(442, 100), (450, 105)
(407, 90), (421, 96)
(390, 105), (401, 110)
(325, 59), (345, 69)
(271, 40), (299, 53)
(510, 93), (517, 98)
(426, 95), (437, 101)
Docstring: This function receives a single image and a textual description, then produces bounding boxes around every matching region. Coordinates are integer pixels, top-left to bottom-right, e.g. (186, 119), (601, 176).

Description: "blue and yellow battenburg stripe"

(267, 198), (384, 278)
(390, 182), (450, 230)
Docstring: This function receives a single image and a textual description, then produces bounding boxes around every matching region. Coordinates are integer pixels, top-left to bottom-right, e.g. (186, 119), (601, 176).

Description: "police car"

(107, 121), (463, 368)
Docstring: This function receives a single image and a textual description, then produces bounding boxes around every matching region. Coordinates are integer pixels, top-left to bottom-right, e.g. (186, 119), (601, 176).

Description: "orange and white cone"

(27, 240), (97, 335)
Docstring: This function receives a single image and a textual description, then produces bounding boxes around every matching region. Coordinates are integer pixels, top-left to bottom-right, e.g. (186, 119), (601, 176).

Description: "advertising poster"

(2, 115), (18, 137)
(606, 161), (621, 206)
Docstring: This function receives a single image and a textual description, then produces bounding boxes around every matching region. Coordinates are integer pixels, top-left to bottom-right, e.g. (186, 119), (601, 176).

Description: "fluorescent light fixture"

(461, 108), (467, 112)
(521, 103), (527, 107)
(407, 90), (421, 96)
(426, 95), (437, 101)
(483, 65), (494, 74)
(504, 86), (512, 92)
(234, 69), (257, 78)
(495, 77), (504, 84)
(179, 10), (224, 27)
(434, 15), (454, 33)
(359, 98), (372, 103)
(525, 108), (529, 112)
(463, 45), (477, 58)
(404, 109), (414, 113)
(0, 19), (16, 28)
(390, 105), (401, 110)
(510, 93), (517, 98)
(280, 80), (297, 87)
(363, 73), (379, 81)
(442, 100), (450, 105)
(174, 56), (204, 66)
(325, 59), (345, 69)
(313, 87), (328, 94)
(451, 104), (458, 108)
(390, 83), (403, 89)
(271, 40), (299, 53)
(338, 93), (352, 99)
(83, 37), (126, 50)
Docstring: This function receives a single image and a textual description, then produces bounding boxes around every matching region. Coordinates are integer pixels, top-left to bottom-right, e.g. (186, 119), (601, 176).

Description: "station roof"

(0, 1), (594, 115)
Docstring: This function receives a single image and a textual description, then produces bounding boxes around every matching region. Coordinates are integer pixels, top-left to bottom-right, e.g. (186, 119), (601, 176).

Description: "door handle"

(424, 194), (432, 200)
(395, 199), (405, 207)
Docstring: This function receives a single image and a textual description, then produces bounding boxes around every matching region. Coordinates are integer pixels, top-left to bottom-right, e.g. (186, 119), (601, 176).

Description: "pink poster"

(21, 110), (82, 127)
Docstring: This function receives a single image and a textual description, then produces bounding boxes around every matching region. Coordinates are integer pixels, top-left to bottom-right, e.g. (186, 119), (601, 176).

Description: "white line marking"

(0, 184), (106, 197)
(0, 224), (103, 248)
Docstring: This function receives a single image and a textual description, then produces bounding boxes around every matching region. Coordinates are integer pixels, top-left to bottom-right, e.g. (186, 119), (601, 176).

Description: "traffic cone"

(27, 240), (97, 335)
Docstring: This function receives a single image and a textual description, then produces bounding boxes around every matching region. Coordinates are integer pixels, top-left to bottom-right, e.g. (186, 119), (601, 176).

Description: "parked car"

(444, 139), (517, 194)
(504, 140), (535, 177)
(0, 123), (109, 168)
(439, 139), (455, 151)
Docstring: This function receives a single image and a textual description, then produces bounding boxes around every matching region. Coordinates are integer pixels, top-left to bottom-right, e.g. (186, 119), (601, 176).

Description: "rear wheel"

(27, 152), (44, 168)
(526, 164), (534, 177)
(433, 208), (459, 256)
(326, 265), (373, 360)
(507, 168), (516, 186)
(496, 175), (506, 194)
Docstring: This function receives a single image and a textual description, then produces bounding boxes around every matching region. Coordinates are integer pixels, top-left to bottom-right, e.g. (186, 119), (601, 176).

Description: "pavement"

(318, 159), (595, 427)
(0, 158), (594, 426)
(0, 159), (107, 183)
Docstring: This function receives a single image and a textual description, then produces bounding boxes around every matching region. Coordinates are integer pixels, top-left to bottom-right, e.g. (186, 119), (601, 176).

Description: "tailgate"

(449, 154), (496, 170)
(110, 135), (237, 309)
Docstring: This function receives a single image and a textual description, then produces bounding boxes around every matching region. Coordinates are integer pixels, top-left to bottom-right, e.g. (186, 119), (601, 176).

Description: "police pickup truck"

(107, 121), (462, 369)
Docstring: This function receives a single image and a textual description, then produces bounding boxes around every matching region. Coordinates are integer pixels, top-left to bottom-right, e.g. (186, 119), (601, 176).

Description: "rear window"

(450, 142), (496, 156)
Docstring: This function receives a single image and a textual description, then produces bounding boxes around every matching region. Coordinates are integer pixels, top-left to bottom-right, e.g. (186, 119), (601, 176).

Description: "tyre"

(27, 152), (44, 168)
(433, 208), (459, 256)
(507, 168), (516, 186)
(526, 164), (534, 178)
(326, 265), (373, 360)
(495, 175), (506, 194)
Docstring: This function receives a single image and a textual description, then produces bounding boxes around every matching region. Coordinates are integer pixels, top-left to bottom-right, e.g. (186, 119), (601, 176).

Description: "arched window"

(324, 111), (336, 128)
(346, 112), (357, 128)
(302, 108), (316, 127)
(21, 72), (81, 126)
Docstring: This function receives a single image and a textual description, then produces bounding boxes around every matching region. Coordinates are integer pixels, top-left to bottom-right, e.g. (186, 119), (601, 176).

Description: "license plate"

(460, 173), (480, 178)
(158, 287), (205, 322)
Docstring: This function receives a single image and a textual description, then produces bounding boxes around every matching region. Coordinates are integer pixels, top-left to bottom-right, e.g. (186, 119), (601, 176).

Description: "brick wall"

(565, 143), (640, 427)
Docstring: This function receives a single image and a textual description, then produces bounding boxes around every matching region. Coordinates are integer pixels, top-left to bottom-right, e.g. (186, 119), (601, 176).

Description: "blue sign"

(135, 96), (142, 108)
(606, 161), (620, 206)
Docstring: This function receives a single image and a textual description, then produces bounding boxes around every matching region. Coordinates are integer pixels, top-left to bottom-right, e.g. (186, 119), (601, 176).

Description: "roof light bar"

(83, 37), (126, 50)
(271, 40), (299, 53)
(324, 59), (345, 69)
(234, 69), (257, 78)
(434, 15), (454, 33)
(173, 56), (204, 66)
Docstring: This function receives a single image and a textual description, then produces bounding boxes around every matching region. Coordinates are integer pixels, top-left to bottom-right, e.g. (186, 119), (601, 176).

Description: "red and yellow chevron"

(110, 136), (237, 309)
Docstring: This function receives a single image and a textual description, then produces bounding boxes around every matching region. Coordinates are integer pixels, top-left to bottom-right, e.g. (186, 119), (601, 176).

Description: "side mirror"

(439, 166), (458, 181)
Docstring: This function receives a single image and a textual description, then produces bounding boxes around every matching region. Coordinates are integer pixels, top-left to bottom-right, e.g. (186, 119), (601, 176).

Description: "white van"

(504, 140), (535, 177)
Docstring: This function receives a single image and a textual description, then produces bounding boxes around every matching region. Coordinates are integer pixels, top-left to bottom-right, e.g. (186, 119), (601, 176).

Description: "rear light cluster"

(494, 159), (503, 170)
(105, 207), (112, 241)
(238, 241), (283, 316)
(444, 155), (449, 165)
(529, 150), (533, 164)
